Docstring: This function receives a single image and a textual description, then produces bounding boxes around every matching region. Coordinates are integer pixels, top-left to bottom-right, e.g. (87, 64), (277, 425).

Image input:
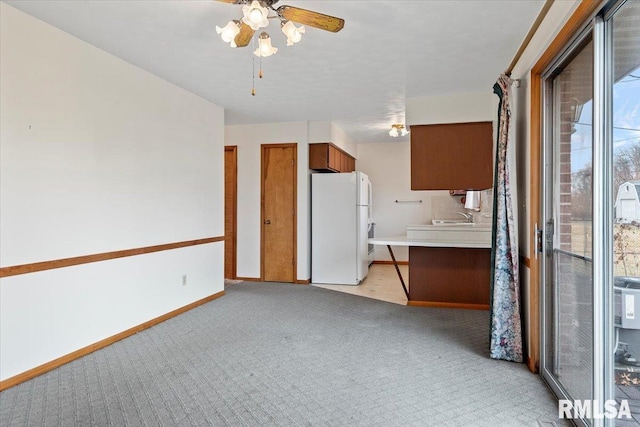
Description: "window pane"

(545, 38), (594, 404)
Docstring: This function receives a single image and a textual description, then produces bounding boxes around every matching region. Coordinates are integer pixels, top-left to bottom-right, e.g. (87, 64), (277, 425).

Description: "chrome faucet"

(456, 212), (474, 223)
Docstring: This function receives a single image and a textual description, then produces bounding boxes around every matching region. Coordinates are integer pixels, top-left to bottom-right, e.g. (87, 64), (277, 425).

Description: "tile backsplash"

(431, 189), (493, 224)
(431, 195), (464, 220)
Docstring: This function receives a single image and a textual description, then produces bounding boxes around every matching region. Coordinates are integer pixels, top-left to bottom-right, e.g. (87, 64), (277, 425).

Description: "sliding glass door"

(541, 32), (595, 417)
(541, 1), (640, 425)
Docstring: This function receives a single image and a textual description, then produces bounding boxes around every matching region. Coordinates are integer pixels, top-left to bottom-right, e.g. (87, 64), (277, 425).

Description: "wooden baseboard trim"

(407, 301), (490, 310)
(0, 236), (225, 278)
(235, 277), (261, 282)
(527, 356), (538, 374)
(372, 260), (409, 266)
(0, 290), (225, 392)
(234, 277), (308, 284)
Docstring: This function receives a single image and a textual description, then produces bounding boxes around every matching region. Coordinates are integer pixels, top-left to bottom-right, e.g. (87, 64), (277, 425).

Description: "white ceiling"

(5, 0), (545, 144)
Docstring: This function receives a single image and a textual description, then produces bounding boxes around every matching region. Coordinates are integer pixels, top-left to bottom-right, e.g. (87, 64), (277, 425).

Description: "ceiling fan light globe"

(254, 32), (278, 57)
(249, 8), (262, 22)
(216, 20), (240, 43)
(254, 45), (278, 57)
(281, 21), (304, 45)
(242, 1), (269, 30)
(389, 128), (399, 137)
(401, 128), (409, 136)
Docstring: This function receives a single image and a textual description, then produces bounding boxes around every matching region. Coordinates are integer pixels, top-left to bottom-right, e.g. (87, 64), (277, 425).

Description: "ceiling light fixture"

(215, 0), (344, 95)
(389, 124), (409, 138)
(242, 0), (269, 30)
(216, 20), (241, 47)
(281, 20), (305, 46)
(254, 32), (278, 57)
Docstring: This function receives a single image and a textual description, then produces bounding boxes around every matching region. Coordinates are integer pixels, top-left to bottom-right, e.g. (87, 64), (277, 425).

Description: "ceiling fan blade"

(277, 5), (344, 33)
(234, 22), (255, 47)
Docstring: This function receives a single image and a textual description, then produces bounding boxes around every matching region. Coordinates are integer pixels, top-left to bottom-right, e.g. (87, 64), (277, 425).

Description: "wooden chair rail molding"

(0, 236), (225, 278)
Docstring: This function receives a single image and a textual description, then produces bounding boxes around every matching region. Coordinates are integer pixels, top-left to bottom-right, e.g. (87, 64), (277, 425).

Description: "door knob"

(264, 219), (271, 224)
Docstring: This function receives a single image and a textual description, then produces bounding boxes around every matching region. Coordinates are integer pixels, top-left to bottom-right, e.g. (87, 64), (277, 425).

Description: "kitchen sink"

(431, 219), (474, 226)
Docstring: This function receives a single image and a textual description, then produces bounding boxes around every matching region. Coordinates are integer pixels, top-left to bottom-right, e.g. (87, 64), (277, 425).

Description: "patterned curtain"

(489, 74), (523, 362)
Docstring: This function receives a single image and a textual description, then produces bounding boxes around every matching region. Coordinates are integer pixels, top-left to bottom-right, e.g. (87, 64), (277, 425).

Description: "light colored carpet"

(0, 282), (567, 426)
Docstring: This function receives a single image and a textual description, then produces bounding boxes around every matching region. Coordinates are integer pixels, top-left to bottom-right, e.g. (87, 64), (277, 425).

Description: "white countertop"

(369, 236), (492, 249)
(406, 223), (492, 231)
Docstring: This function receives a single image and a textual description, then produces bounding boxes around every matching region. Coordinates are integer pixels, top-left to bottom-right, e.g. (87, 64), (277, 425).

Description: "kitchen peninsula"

(369, 224), (492, 309)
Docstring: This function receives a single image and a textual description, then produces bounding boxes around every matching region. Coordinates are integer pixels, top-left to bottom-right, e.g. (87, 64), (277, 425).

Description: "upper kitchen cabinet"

(309, 143), (356, 173)
(410, 121), (494, 190)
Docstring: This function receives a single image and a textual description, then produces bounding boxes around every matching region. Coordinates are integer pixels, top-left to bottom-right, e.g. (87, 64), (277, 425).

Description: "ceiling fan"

(215, 0), (344, 50)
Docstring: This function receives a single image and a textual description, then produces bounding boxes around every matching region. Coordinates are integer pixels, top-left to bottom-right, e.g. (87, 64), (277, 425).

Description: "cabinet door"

(341, 151), (349, 172)
(309, 143), (330, 170)
(411, 122), (493, 190)
(328, 145), (340, 171)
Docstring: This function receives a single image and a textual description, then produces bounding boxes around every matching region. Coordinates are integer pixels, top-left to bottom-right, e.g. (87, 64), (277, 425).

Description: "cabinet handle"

(264, 219), (271, 224)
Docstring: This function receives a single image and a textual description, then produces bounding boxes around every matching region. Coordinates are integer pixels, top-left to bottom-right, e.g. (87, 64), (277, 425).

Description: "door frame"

(531, 1), (630, 423)
(260, 143), (297, 282)
(539, 25), (597, 418)
(528, 0), (602, 374)
(224, 146), (238, 279)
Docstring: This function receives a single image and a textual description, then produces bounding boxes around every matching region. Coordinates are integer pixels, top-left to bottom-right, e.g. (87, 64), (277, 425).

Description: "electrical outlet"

(182, 274), (187, 286)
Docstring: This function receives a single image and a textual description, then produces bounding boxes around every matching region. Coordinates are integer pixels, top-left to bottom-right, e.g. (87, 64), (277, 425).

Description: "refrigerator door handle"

(368, 179), (373, 225)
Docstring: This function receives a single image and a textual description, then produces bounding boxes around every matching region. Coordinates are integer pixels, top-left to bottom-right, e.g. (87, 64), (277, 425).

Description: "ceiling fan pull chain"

(251, 35), (256, 96)
(259, 55), (264, 79)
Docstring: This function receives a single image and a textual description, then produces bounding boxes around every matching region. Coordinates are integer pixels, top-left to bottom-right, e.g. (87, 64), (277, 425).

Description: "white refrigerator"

(311, 171), (372, 285)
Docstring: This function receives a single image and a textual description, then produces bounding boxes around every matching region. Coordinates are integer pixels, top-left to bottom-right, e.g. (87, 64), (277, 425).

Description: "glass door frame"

(539, 1), (625, 423)
(539, 24), (595, 426)
(591, 10), (614, 421)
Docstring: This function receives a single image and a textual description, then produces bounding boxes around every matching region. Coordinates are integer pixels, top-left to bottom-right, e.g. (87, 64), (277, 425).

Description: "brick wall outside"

(549, 42), (594, 402)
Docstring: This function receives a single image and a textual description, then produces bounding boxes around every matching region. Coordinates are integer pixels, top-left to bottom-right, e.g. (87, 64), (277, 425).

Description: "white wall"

(225, 122), (310, 281)
(308, 121), (357, 157)
(406, 92), (497, 126)
(308, 121), (332, 144)
(356, 142), (444, 261)
(331, 122), (357, 157)
(0, 3), (225, 381)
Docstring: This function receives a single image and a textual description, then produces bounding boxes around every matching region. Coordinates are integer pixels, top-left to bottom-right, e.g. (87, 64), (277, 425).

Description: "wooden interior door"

(261, 144), (296, 282)
(224, 146), (237, 279)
